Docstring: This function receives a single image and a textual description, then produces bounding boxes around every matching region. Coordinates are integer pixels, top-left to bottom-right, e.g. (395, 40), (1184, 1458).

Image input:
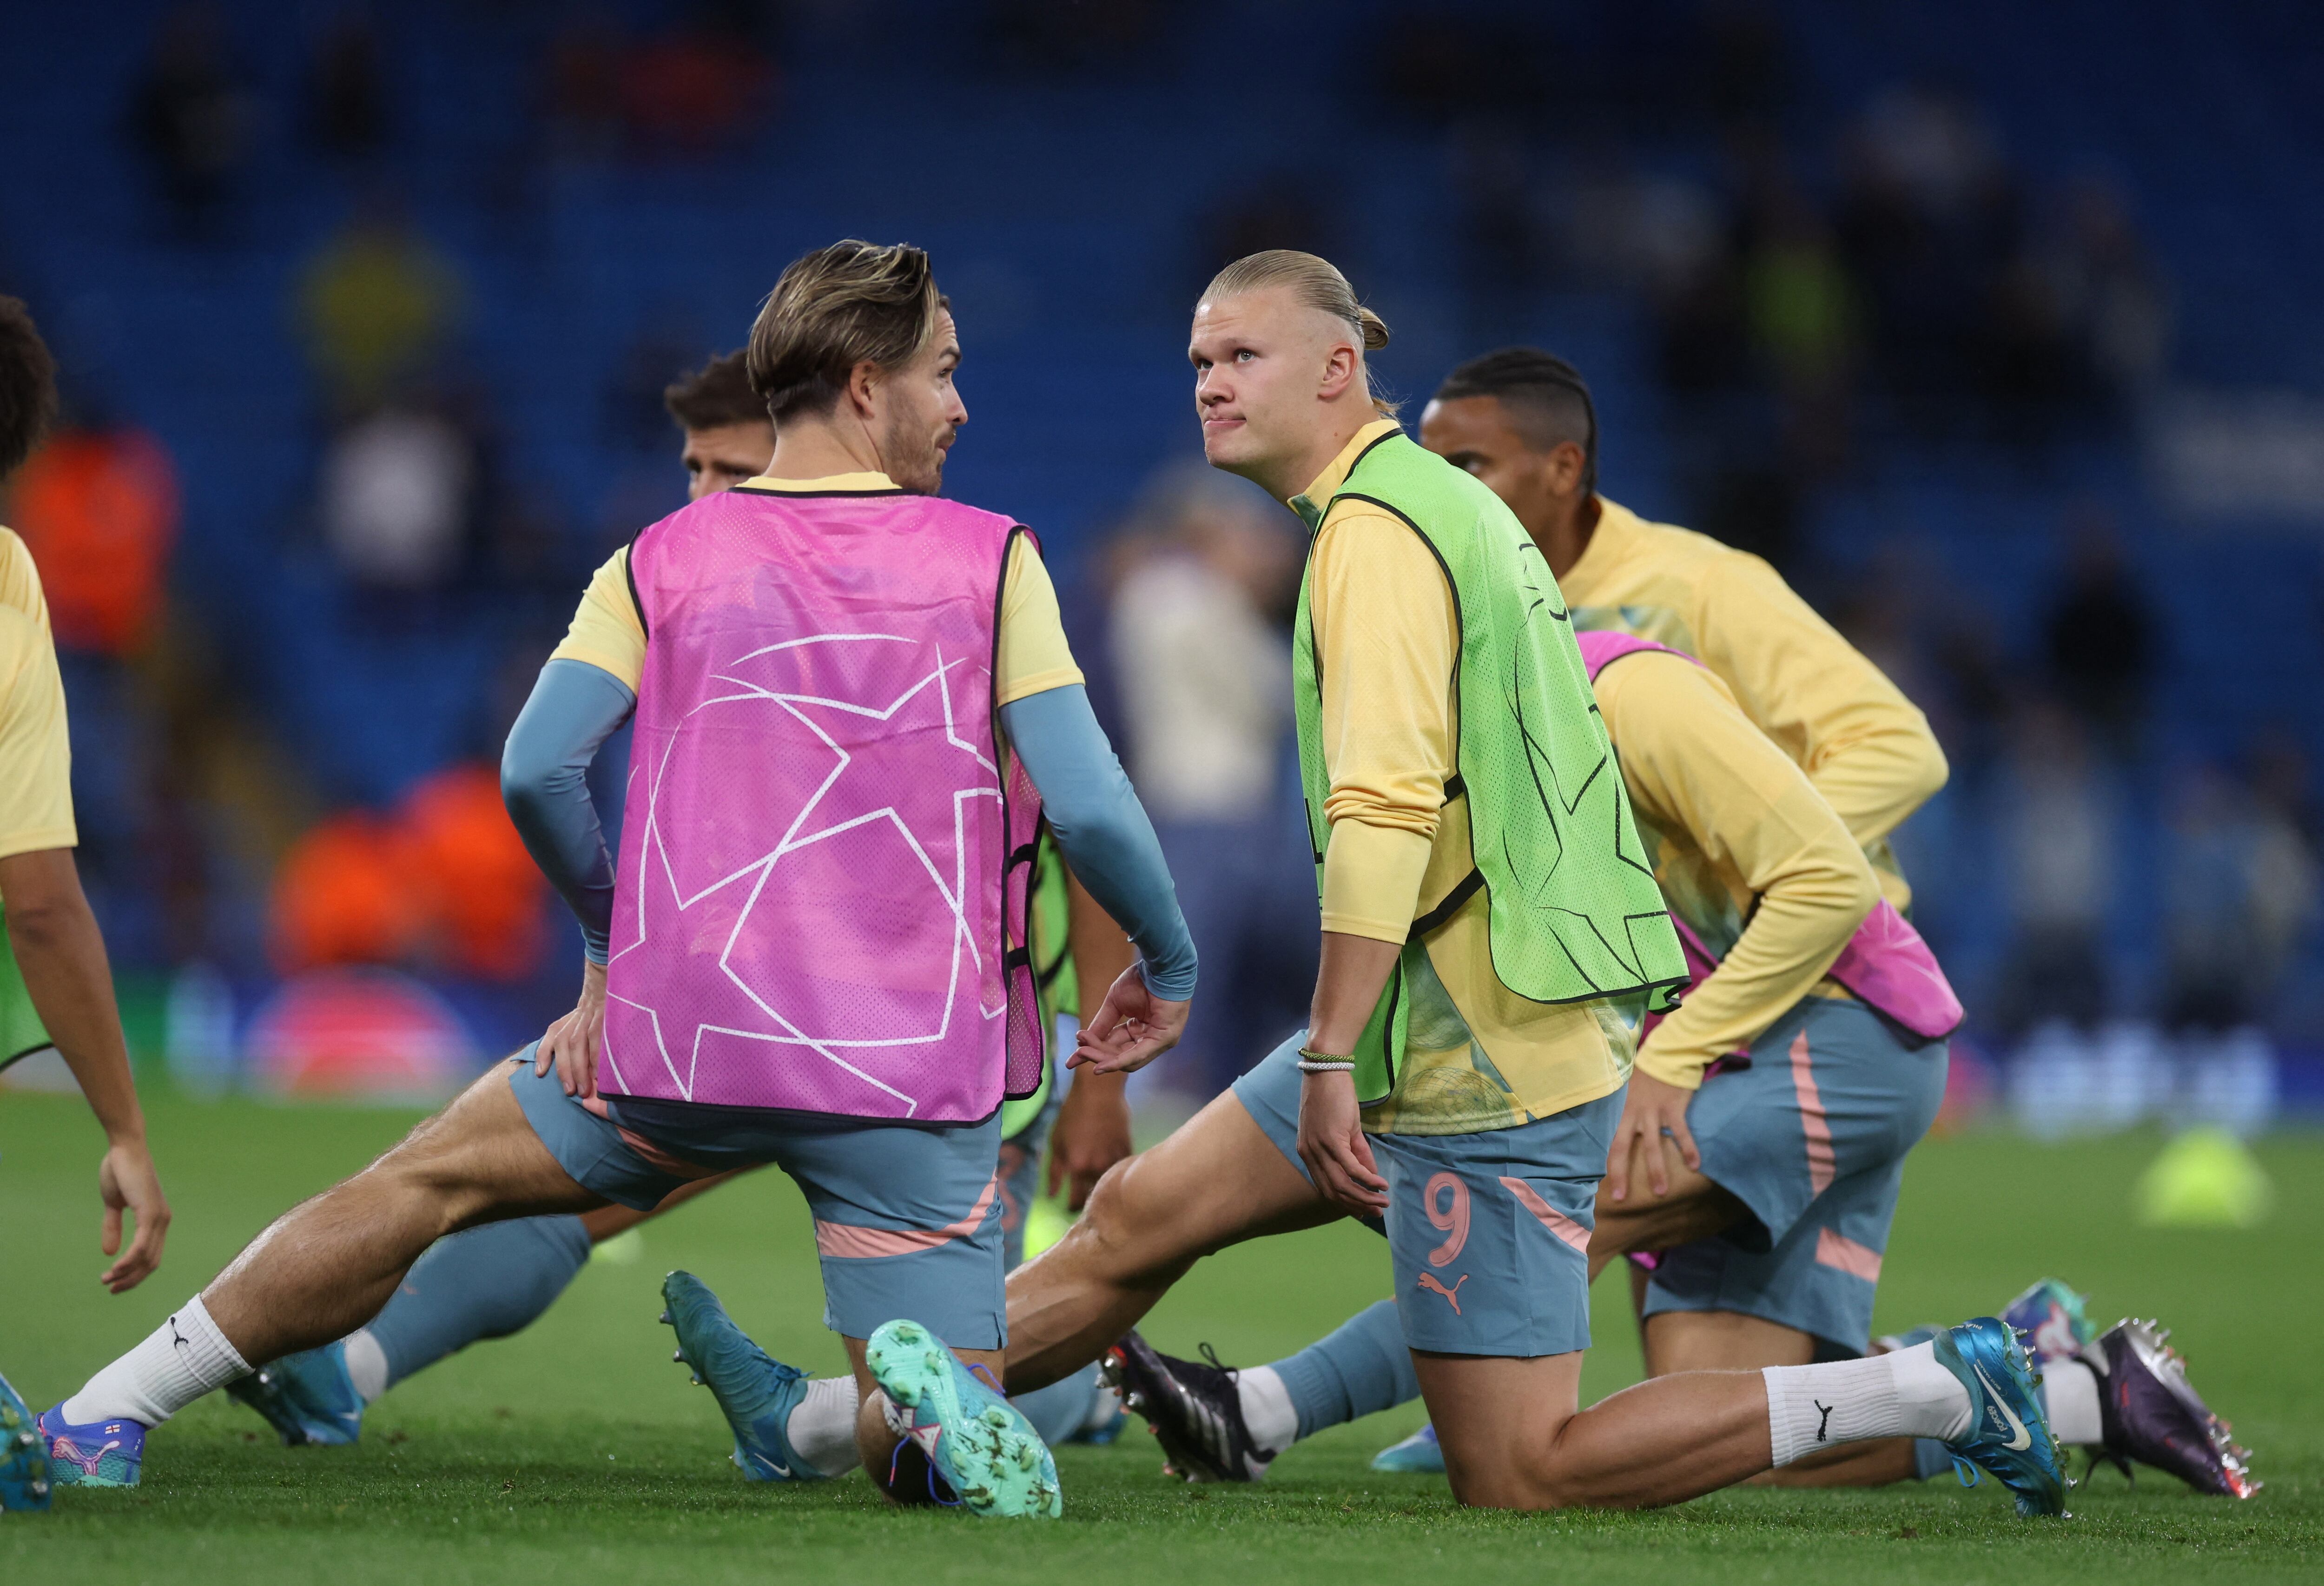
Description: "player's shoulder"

(0, 527), (46, 624)
(1610, 503), (1764, 578)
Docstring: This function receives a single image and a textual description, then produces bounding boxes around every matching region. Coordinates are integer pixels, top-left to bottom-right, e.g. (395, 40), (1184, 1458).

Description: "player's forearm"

(1002, 685), (1196, 1000)
(1307, 931), (1403, 1057)
(1635, 850), (1878, 1088)
(1805, 714), (1950, 851)
(1063, 866), (1136, 1004)
(0, 854), (145, 1143)
(502, 659), (634, 965)
(1318, 818), (1431, 942)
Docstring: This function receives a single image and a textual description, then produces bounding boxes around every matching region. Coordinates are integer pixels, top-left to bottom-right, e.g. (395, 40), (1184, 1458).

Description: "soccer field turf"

(2, 1090), (2317, 1583)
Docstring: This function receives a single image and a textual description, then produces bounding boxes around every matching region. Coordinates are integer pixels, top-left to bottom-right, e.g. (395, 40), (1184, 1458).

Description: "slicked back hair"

(1199, 250), (1399, 418)
(663, 350), (768, 433)
(746, 240), (948, 426)
(1434, 347), (1598, 496)
(0, 296), (59, 481)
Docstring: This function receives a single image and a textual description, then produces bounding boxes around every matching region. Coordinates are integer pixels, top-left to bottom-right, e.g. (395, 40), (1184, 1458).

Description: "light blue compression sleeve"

(999, 684), (1196, 1000)
(501, 658), (635, 965)
(1269, 1299), (1420, 1439)
(363, 1216), (594, 1389)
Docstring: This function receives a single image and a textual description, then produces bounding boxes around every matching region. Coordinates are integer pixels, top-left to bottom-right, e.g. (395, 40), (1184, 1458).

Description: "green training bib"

(1291, 431), (1685, 1107)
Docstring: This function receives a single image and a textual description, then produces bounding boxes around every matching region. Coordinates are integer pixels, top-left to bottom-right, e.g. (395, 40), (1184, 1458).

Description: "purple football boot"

(2090, 1319), (2258, 1498)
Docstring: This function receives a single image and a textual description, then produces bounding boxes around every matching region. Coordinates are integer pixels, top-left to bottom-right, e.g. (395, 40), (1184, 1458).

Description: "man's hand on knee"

(1604, 1071), (1701, 1205)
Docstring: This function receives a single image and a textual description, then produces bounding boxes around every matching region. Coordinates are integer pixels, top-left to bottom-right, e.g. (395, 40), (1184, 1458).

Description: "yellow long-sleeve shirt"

(1595, 650), (1878, 1087)
(1561, 500), (1947, 912)
(1302, 423), (1633, 1136)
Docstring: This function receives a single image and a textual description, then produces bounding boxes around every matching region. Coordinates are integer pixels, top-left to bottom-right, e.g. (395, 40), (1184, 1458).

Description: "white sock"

(785, 1375), (864, 1478)
(62, 1295), (251, 1427)
(1234, 1365), (1298, 1455)
(342, 1329), (390, 1404)
(1763, 1341), (1971, 1466)
(2043, 1359), (2103, 1446)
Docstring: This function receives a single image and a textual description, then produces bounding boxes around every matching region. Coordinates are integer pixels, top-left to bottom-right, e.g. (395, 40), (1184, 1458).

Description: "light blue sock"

(1269, 1299), (1419, 1439)
(1012, 1362), (1106, 1447)
(1911, 1436), (1954, 1480)
(367, 1216), (594, 1388)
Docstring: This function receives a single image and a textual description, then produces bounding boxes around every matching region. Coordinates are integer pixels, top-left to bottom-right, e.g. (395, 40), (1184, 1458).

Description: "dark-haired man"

(665, 350), (778, 499)
(26, 243), (1195, 1520)
(0, 296), (174, 1513)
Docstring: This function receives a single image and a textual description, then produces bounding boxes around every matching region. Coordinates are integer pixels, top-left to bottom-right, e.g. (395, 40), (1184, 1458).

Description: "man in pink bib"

(28, 242), (1197, 1521)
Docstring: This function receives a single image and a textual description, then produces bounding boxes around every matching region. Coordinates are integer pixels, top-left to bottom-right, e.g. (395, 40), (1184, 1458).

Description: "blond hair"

(1199, 250), (1398, 416)
(746, 240), (947, 424)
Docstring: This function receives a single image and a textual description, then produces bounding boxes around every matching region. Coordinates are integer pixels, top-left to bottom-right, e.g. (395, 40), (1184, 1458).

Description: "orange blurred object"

(269, 763), (548, 982)
(270, 812), (428, 974)
(9, 428), (179, 655)
(397, 763), (547, 981)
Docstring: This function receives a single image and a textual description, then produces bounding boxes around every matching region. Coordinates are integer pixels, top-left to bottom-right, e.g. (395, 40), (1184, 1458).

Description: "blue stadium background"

(3, 0), (2320, 1115)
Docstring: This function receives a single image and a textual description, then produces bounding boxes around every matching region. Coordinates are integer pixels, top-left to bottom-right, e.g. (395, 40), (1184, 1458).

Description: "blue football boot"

(2002, 1279), (2098, 1376)
(1372, 1422), (1446, 1474)
(226, 1341), (365, 1447)
(660, 1270), (825, 1482)
(1932, 1315), (2072, 1516)
(36, 1403), (144, 1489)
(866, 1318), (1061, 1519)
(0, 1372), (50, 1511)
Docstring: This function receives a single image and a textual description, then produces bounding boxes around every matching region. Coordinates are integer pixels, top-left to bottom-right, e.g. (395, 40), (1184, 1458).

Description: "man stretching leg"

(25, 242), (1194, 1520)
(227, 351), (1131, 1466)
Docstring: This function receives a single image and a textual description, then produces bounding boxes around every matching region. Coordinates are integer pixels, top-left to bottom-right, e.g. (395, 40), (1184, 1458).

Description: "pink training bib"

(1576, 630), (1964, 1043)
(601, 483), (1045, 1122)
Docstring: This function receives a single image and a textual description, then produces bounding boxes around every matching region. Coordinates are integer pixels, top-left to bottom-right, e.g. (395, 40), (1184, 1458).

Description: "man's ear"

(1546, 439), (1589, 497)
(845, 358), (882, 419)
(1317, 340), (1360, 403)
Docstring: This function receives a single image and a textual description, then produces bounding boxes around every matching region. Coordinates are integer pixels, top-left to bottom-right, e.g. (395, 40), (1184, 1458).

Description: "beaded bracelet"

(1296, 1047), (1356, 1073)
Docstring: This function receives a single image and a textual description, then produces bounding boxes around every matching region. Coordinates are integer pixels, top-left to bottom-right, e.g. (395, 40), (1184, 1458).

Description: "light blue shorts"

(1232, 1031), (1619, 1358)
(1642, 998), (1948, 1353)
(508, 1051), (1005, 1348)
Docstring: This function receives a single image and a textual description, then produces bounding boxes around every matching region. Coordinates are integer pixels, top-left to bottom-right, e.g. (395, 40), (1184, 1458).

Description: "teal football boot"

(1933, 1315), (2073, 1516)
(1372, 1422), (1446, 1474)
(660, 1270), (825, 1481)
(227, 1341), (365, 1446)
(866, 1319), (1061, 1519)
(0, 1371), (50, 1511)
(2002, 1279), (2098, 1375)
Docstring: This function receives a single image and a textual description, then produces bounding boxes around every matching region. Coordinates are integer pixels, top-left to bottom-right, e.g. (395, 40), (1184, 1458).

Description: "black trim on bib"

(622, 533), (650, 642)
(728, 485), (909, 499)
(1410, 868), (1485, 938)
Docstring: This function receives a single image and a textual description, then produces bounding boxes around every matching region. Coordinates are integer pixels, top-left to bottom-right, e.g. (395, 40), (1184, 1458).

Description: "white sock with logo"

(2043, 1358), (2104, 1446)
(1763, 1341), (1971, 1466)
(785, 1375), (865, 1478)
(342, 1329), (391, 1404)
(1234, 1365), (1298, 1454)
(62, 1295), (251, 1427)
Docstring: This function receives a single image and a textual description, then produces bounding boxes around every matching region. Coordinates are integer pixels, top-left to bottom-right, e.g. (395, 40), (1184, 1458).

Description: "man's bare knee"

(1056, 1155), (1196, 1289)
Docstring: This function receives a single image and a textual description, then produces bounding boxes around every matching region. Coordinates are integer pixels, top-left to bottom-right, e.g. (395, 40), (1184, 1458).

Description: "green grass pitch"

(2, 1089), (2317, 1583)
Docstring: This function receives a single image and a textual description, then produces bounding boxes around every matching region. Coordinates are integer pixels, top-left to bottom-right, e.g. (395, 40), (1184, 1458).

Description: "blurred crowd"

(0, 0), (2317, 1121)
